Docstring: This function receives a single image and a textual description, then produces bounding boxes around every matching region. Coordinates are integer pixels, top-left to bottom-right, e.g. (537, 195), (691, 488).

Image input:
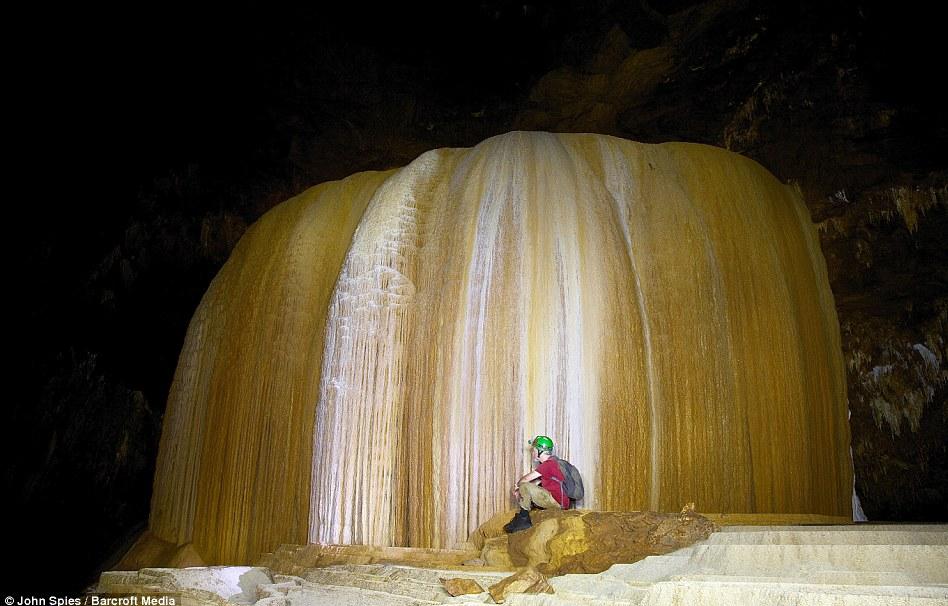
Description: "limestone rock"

(166, 542), (207, 568)
(479, 507), (716, 576)
(96, 566), (273, 604)
(113, 530), (177, 570)
(440, 577), (484, 596)
(99, 526), (948, 605)
(481, 536), (515, 569)
(257, 543), (480, 576)
(471, 509), (519, 550)
(256, 579), (300, 600)
(114, 530), (207, 570)
(488, 567), (554, 603)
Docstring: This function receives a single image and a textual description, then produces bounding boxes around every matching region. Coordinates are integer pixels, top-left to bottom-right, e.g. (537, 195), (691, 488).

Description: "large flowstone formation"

(149, 131), (852, 565)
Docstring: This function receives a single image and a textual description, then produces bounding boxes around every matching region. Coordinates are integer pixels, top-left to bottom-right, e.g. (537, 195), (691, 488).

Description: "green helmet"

(529, 435), (554, 453)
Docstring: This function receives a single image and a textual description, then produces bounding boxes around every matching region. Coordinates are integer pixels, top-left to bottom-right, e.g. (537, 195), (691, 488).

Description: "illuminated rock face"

(149, 132), (852, 564)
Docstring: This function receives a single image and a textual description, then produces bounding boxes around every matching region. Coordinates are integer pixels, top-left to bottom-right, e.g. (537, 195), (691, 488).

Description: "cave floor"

(96, 524), (948, 605)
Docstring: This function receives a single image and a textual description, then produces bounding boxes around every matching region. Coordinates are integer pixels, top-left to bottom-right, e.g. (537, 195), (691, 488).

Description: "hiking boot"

(503, 508), (532, 533)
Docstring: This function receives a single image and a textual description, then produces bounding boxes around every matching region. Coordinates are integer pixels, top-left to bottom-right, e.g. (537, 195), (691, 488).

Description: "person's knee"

(517, 481), (532, 492)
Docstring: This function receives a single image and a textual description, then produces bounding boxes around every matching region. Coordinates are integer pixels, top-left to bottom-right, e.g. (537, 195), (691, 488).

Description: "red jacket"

(536, 459), (569, 508)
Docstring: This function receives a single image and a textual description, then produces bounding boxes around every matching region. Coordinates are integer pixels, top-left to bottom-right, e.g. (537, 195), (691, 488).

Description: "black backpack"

(552, 456), (584, 502)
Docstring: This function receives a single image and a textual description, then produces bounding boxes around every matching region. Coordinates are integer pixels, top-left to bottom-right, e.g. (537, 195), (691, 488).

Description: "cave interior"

(6, 0), (946, 594)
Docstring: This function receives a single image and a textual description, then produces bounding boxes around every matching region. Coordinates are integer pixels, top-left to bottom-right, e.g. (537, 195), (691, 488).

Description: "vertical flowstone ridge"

(150, 132), (852, 564)
(310, 149), (439, 546)
(150, 171), (393, 562)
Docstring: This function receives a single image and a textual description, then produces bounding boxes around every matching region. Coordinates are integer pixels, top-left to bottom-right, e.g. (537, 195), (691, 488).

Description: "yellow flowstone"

(147, 131), (852, 566)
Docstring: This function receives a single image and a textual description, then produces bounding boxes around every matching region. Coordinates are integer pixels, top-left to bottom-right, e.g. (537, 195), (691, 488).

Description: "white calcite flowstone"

(146, 131), (854, 568)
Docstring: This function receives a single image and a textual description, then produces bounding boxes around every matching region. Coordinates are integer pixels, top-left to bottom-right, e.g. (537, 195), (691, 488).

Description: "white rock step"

(298, 564), (505, 603)
(551, 573), (649, 602)
(705, 531), (948, 545)
(283, 580), (442, 606)
(638, 580), (948, 606)
(97, 566), (274, 604)
(601, 554), (695, 583)
(716, 525), (948, 533)
(707, 528), (948, 545)
(668, 573), (927, 586)
(97, 525), (948, 606)
(503, 595), (638, 606)
(683, 544), (948, 581)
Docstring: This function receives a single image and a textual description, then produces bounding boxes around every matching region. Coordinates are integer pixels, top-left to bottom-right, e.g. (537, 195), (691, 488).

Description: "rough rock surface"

(478, 506), (716, 576)
(96, 566), (274, 605)
(488, 567), (555, 603)
(115, 530), (207, 571)
(256, 543), (483, 578)
(440, 577), (484, 596)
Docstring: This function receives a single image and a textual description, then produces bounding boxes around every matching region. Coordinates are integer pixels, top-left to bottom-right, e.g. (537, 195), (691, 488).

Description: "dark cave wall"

(827, 194), (947, 520)
(8, 0), (946, 593)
